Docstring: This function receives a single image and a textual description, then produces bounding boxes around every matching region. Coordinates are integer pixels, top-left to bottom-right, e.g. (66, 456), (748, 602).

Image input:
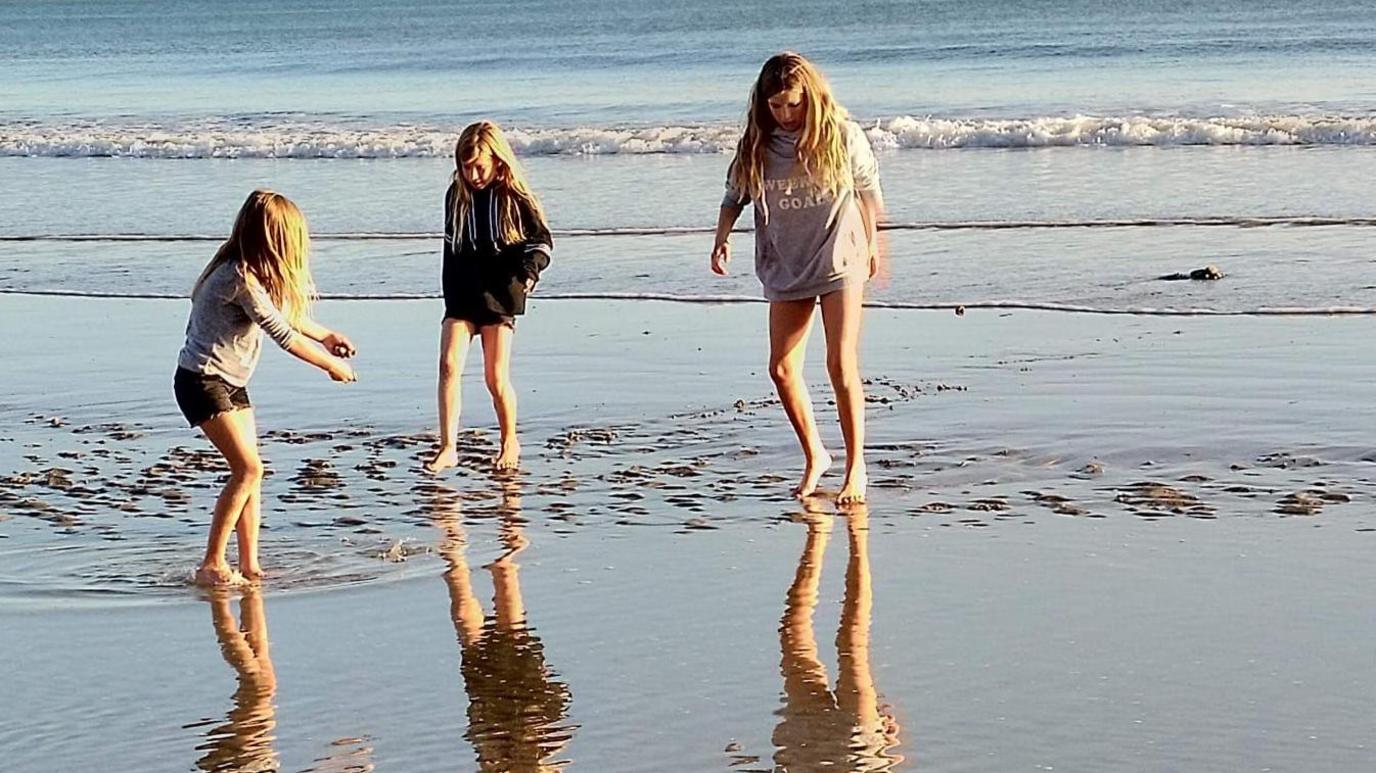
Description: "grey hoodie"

(177, 259), (300, 387)
(723, 120), (882, 301)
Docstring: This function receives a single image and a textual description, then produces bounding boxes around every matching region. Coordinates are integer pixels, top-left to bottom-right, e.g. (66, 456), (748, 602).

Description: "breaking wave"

(7, 114), (1376, 158)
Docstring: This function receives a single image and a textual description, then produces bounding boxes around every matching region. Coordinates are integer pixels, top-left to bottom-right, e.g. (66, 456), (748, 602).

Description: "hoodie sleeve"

(515, 196), (553, 284)
(235, 270), (299, 351)
(847, 121), (883, 199)
(442, 182), (459, 264)
(722, 157), (750, 209)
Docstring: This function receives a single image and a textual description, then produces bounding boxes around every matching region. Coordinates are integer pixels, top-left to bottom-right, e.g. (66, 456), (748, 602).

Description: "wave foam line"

(5, 288), (1375, 317)
(871, 114), (1376, 149)
(6, 216), (1376, 243)
(9, 113), (1376, 158)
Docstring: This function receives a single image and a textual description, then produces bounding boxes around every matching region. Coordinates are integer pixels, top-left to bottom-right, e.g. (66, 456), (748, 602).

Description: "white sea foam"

(867, 114), (1376, 149)
(0, 121), (740, 159)
(7, 114), (1376, 158)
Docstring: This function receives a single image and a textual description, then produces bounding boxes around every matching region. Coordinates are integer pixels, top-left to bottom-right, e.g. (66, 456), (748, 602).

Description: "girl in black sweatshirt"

(426, 120), (552, 473)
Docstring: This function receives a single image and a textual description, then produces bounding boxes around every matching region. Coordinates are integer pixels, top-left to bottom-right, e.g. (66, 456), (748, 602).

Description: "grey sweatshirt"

(177, 259), (300, 387)
(723, 120), (882, 302)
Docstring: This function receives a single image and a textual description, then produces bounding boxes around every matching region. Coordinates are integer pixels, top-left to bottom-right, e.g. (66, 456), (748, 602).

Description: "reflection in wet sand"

(431, 482), (577, 772)
(192, 587), (278, 772)
(299, 735), (377, 773)
(774, 507), (903, 771)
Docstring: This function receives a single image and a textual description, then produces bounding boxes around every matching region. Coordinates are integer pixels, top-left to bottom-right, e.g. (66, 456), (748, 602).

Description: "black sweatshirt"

(441, 182), (553, 319)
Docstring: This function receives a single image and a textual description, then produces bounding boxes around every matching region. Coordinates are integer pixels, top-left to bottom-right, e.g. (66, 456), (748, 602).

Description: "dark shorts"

(443, 307), (515, 330)
(173, 367), (251, 427)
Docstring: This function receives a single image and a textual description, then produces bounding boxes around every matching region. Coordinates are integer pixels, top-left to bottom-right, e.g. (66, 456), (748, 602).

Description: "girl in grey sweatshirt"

(711, 52), (885, 507)
(176, 190), (357, 586)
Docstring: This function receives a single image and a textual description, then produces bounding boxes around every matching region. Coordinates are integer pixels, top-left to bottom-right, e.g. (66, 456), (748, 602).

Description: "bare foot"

(239, 564), (264, 583)
(425, 445), (458, 473)
(793, 447), (833, 498)
(494, 438), (521, 471)
(194, 563), (247, 587)
(837, 462), (868, 507)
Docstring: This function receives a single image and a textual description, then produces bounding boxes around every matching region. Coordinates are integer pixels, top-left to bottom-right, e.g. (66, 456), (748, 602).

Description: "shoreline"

(6, 288), (1376, 317)
(3, 293), (1373, 608)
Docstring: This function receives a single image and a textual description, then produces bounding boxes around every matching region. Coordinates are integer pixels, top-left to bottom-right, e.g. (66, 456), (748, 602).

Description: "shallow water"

(6, 1), (1376, 768)
(4, 297), (1376, 770)
(4, 489), (1373, 771)
(6, 148), (1376, 314)
(5, 297), (1375, 604)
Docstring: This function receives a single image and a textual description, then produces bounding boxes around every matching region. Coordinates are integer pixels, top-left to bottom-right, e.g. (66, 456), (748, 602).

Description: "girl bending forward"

(712, 52), (885, 506)
(176, 190), (357, 586)
(427, 121), (553, 473)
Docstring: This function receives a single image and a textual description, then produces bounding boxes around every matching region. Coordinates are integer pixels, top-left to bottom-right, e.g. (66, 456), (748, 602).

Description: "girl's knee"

(826, 354), (860, 387)
(439, 353), (462, 379)
(769, 358), (797, 386)
(484, 369), (510, 396)
(233, 457), (265, 483)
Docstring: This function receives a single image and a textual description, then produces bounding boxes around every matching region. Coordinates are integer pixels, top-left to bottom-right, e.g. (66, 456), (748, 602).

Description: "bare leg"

(427, 318), (476, 473)
(780, 512), (833, 701)
(820, 283), (867, 505)
(232, 410), (264, 580)
(203, 587), (278, 771)
(490, 513), (529, 629)
(769, 299), (832, 497)
(481, 323), (520, 471)
(489, 481), (531, 632)
(438, 517), (485, 647)
(836, 507), (878, 723)
(197, 408), (263, 586)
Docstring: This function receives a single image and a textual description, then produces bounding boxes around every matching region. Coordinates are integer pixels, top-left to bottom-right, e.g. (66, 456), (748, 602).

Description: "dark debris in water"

(3, 393), (1373, 598)
(1114, 481), (1214, 518)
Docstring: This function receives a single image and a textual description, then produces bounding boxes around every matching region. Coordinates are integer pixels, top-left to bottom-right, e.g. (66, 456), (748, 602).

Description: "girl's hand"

(868, 233), (890, 287)
(327, 359), (357, 383)
(710, 241), (731, 275)
(324, 331), (357, 358)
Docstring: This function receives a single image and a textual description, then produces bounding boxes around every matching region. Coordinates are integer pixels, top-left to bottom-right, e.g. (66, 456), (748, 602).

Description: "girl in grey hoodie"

(177, 190), (357, 585)
(712, 52), (885, 506)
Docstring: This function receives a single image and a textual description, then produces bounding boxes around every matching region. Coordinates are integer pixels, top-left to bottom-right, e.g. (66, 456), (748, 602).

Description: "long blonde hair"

(194, 190), (315, 327)
(451, 120), (548, 244)
(729, 52), (852, 203)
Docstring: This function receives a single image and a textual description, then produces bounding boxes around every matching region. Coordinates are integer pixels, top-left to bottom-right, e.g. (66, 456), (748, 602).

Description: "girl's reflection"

(194, 587), (279, 772)
(433, 482), (576, 772)
(774, 506), (903, 771)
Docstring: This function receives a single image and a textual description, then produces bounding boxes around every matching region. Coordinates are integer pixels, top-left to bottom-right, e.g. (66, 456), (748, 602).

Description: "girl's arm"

(515, 197), (553, 288)
(857, 189), (886, 278)
(443, 182), (459, 256)
(848, 122), (886, 279)
(238, 277), (355, 381)
(285, 335), (356, 382)
(236, 275), (299, 352)
(710, 204), (743, 275)
(712, 162), (749, 275)
(293, 316), (356, 358)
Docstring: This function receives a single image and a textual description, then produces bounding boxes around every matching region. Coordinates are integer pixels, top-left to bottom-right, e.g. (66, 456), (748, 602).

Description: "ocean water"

(3, 0), (1376, 312)
(5, 4), (1376, 771)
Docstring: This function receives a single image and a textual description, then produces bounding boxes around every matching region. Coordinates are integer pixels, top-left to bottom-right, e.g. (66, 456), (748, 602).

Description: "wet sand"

(1, 294), (1374, 771)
